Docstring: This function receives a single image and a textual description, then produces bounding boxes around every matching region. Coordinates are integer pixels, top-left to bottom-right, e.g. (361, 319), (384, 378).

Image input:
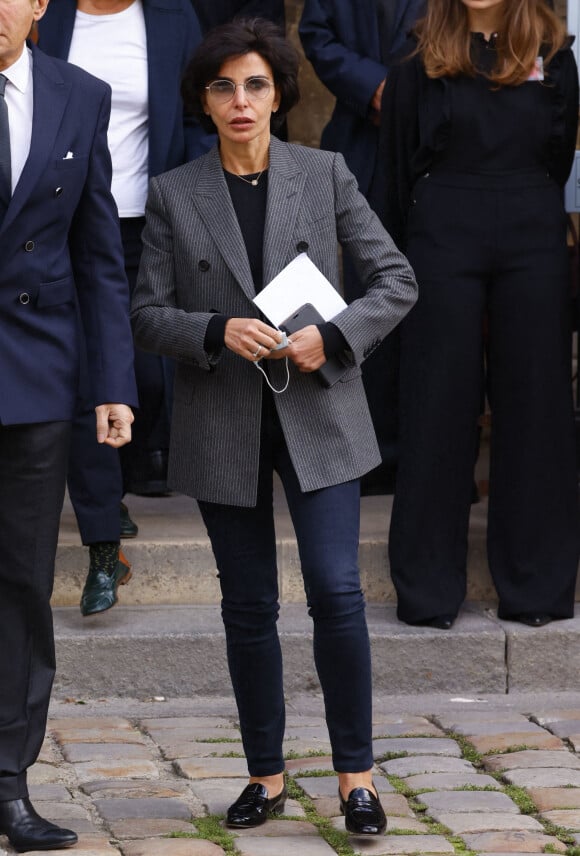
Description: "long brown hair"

(416, 0), (568, 86)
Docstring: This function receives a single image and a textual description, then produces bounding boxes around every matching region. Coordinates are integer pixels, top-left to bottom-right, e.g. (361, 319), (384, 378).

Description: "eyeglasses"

(205, 77), (273, 103)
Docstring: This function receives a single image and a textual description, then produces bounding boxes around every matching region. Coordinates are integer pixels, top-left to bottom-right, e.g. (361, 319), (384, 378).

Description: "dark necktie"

(0, 74), (12, 215)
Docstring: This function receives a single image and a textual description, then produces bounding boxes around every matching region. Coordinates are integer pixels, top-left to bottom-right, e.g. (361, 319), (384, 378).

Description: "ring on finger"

(251, 344), (262, 358)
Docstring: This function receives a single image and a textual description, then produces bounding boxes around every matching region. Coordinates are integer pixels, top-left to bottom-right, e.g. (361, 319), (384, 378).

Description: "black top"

(204, 168), (348, 358)
(372, 34), (579, 248)
(225, 169), (269, 291)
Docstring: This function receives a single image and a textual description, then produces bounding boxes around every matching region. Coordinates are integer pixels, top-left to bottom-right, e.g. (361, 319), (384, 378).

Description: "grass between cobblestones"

(285, 775), (357, 856)
(502, 784), (537, 814)
(384, 772), (484, 856)
(441, 723), (580, 856)
(169, 817), (239, 854)
(375, 750), (409, 762)
(444, 732), (484, 767)
(284, 748), (330, 759)
(197, 737), (243, 743)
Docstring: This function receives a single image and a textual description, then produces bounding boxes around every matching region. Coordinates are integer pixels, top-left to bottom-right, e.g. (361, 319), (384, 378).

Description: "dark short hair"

(181, 17), (300, 133)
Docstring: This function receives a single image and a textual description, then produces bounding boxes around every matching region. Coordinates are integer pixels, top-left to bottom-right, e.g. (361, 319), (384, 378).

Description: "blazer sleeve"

(131, 176), (217, 371)
(328, 152), (418, 363)
(548, 45), (579, 187)
(69, 84), (138, 407)
(299, 0), (386, 119)
(370, 48), (421, 250)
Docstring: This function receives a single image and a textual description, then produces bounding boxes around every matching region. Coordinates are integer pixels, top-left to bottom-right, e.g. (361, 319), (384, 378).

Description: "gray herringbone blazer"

(131, 137), (417, 506)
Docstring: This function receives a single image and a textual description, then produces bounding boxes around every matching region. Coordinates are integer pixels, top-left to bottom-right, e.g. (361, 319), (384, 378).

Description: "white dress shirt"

(2, 45), (33, 194)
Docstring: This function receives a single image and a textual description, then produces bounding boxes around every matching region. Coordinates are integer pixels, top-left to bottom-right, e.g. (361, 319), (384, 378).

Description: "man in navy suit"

(38, 0), (210, 616)
(0, 0), (136, 849)
(300, 0), (424, 492)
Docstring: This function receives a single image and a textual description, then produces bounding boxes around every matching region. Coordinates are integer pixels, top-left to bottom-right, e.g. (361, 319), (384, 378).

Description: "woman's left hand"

(285, 325), (326, 372)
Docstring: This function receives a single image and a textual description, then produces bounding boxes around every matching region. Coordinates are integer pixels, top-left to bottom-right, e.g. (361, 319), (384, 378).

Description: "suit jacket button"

(198, 259), (210, 272)
(19, 293), (30, 305)
(296, 241), (309, 252)
(24, 240), (35, 252)
(55, 187), (63, 197)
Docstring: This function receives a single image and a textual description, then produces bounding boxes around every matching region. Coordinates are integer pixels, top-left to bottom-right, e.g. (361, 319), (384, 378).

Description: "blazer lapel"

(191, 139), (307, 302)
(1, 47), (71, 233)
(262, 137), (306, 286)
(192, 147), (256, 301)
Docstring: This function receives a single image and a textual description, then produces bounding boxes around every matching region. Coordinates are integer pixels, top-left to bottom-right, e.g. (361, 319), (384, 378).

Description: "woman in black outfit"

(375, 0), (579, 629)
(133, 18), (417, 836)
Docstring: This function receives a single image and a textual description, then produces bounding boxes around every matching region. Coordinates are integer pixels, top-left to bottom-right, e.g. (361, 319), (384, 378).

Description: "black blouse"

(372, 35), (579, 249)
(204, 168), (348, 358)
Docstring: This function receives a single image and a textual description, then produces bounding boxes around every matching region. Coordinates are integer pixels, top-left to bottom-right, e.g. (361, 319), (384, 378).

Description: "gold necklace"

(235, 169), (265, 187)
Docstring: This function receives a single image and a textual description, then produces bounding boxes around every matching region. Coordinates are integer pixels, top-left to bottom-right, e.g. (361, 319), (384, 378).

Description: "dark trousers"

(68, 216), (172, 542)
(119, 216), (172, 495)
(343, 251), (399, 489)
(67, 406), (122, 544)
(198, 396), (373, 776)
(0, 420), (70, 799)
(389, 172), (580, 622)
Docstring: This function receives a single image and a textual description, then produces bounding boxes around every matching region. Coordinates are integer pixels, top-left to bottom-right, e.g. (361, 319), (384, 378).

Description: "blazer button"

(198, 259), (210, 272)
(19, 293), (30, 305)
(296, 241), (309, 253)
(55, 187), (63, 197)
(24, 240), (35, 252)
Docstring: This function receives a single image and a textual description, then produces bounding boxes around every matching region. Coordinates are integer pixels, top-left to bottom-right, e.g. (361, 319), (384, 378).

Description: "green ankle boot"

(80, 543), (132, 616)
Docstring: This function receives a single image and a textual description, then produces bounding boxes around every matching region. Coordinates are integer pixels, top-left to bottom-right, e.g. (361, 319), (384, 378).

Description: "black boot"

(80, 542), (132, 616)
(0, 798), (78, 852)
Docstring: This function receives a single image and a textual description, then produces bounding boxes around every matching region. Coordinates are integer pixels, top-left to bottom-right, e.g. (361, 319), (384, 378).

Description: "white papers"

(253, 253), (347, 326)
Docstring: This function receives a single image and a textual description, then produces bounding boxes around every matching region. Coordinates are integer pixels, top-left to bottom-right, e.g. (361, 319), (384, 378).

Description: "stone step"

(54, 489), (498, 607)
(52, 603), (580, 699)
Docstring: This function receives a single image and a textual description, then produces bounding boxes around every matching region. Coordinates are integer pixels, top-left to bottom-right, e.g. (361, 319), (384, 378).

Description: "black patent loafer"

(226, 783), (287, 828)
(0, 797), (78, 852)
(339, 786), (387, 835)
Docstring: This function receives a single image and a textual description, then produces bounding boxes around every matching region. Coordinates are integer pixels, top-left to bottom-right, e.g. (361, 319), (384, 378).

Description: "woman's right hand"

(225, 318), (289, 362)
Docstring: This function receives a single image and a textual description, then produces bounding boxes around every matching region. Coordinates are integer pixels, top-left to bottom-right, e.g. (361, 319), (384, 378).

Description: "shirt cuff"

(317, 322), (348, 359)
(204, 314), (229, 352)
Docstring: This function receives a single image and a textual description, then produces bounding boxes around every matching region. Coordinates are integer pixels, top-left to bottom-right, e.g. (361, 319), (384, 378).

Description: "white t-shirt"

(68, 0), (149, 217)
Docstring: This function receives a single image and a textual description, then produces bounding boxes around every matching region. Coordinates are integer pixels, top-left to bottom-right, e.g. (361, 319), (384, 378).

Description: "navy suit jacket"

(299, 0), (425, 196)
(38, 0), (210, 174)
(0, 45), (137, 425)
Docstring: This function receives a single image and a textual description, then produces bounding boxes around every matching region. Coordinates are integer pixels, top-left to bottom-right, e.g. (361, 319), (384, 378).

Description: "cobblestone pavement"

(7, 693), (580, 856)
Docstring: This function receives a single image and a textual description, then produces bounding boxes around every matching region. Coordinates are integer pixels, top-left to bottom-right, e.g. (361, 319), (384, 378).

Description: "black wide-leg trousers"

(0, 420), (70, 799)
(389, 172), (579, 622)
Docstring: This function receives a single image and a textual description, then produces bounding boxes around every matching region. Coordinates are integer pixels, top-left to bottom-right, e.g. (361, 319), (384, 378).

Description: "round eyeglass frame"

(204, 77), (273, 103)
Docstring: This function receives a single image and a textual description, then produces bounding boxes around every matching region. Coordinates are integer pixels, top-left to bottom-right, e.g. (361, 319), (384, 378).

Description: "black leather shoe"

(0, 798), (78, 852)
(512, 613), (553, 627)
(226, 783), (287, 828)
(406, 614), (455, 630)
(80, 543), (132, 616)
(126, 449), (171, 496)
(339, 786), (387, 835)
(120, 501), (138, 539)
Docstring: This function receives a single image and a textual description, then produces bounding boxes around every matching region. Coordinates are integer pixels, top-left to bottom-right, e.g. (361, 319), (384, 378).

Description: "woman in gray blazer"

(132, 18), (417, 836)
